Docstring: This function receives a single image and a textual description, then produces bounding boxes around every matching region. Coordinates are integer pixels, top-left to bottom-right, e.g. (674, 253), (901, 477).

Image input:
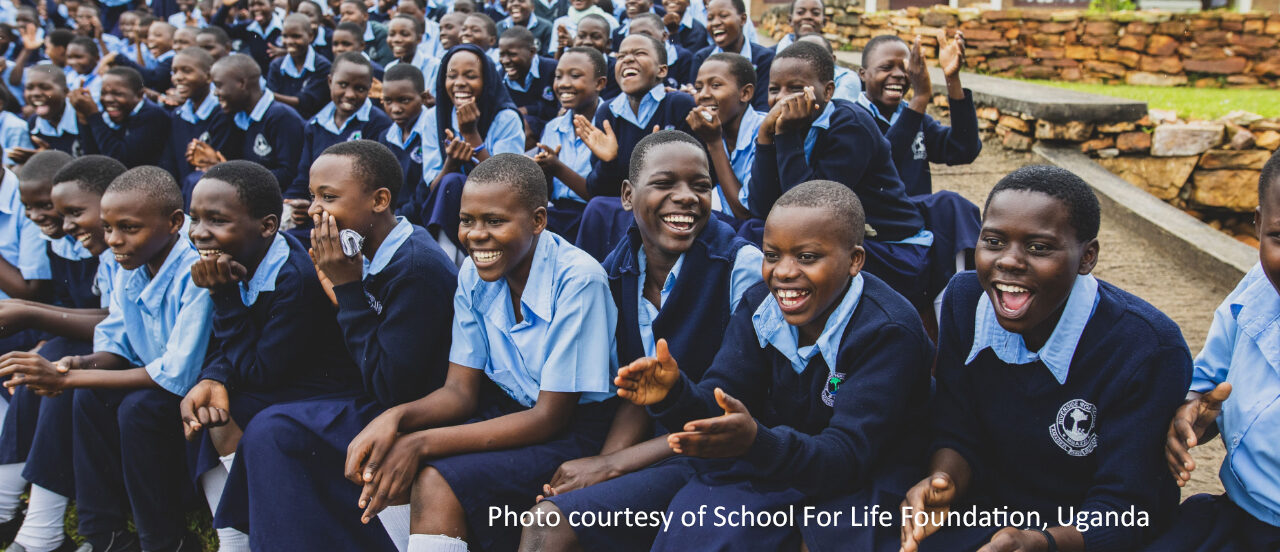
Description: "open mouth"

(660, 213), (696, 233)
(993, 282), (1033, 318)
(198, 248), (226, 259)
(883, 83), (906, 99)
(711, 29), (726, 41)
(30, 98), (50, 117)
(472, 249), (502, 264)
(338, 100), (357, 111)
(452, 90), (474, 103)
(774, 288), (811, 312)
(558, 90), (577, 103)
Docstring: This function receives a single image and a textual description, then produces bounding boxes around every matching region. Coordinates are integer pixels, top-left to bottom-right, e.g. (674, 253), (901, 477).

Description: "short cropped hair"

(499, 26), (535, 50)
(333, 50), (374, 74)
(467, 153), (547, 212)
(862, 34), (905, 67)
(52, 155), (128, 195)
(106, 166), (185, 216)
(105, 66), (144, 93)
(390, 14), (423, 36)
(214, 53), (263, 81)
(776, 40), (833, 83)
(629, 12), (664, 32)
(197, 25), (232, 47)
(20, 150), (73, 185)
(320, 140), (404, 202)
(28, 65), (67, 90)
(578, 13), (610, 30)
(175, 46), (215, 71)
(47, 29), (74, 48)
(562, 46), (607, 79)
(466, 13), (497, 39)
(624, 33), (666, 66)
(629, 130), (705, 183)
(986, 165), (1100, 243)
(202, 160), (284, 219)
(335, 22), (366, 45)
(773, 180), (865, 246)
(68, 36), (99, 58)
(703, 52), (756, 89)
(1259, 149), (1280, 207)
(384, 63), (425, 92)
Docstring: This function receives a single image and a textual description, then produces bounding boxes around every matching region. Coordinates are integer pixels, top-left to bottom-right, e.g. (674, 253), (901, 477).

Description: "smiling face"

(211, 63), (250, 113)
(622, 141), (712, 261)
(381, 78), (424, 125)
(859, 40), (910, 111)
(461, 15), (494, 48)
(458, 180), (545, 284)
(506, 0), (531, 23)
(439, 13), (467, 49)
(19, 178), (64, 239)
(171, 53), (212, 102)
(339, 2), (368, 27)
(147, 24), (174, 54)
(197, 33), (231, 59)
(705, 0), (745, 51)
(189, 178), (276, 266)
(328, 60), (373, 118)
(330, 28), (362, 55)
(100, 74), (142, 122)
(66, 42), (97, 76)
(616, 35), (664, 96)
(25, 71), (68, 121)
(52, 182), (106, 255)
(498, 36), (535, 81)
(282, 19), (313, 57)
(789, 0), (823, 35)
(694, 59), (750, 124)
(767, 56), (830, 111)
(387, 18), (420, 60)
(306, 154), (384, 234)
(762, 205), (862, 343)
(553, 51), (603, 112)
(444, 50), (484, 106)
(74, 7), (99, 36)
(100, 190), (184, 273)
(249, 0), (274, 23)
(173, 28), (199, 50)
(976, 190), (1097, 347)
(663, 0), (688, 16)
(624, 0), (651, 18)
(299, 2), (323, 26)
(573, 18), (610, 54)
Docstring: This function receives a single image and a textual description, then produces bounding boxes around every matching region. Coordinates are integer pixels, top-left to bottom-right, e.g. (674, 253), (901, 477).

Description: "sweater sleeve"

(201, 279), (318, 391)
(286, 125), (315, 199)
(775, 113), (876, 195)
(929, 277), (988, 483)
(585, 110), (626, 198)
(747, 142), (780, 218)
(887, 90), (981, 167)
(270, 111), (306, 192)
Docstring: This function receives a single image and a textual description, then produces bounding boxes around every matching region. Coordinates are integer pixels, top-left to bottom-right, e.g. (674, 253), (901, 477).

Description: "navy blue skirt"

(545, 198), (587, 244)
(186, 387), (336, 480)
(1140, 493), (1280, 552)
(546, 455), (699, 552)
(19, 337), (93, 496)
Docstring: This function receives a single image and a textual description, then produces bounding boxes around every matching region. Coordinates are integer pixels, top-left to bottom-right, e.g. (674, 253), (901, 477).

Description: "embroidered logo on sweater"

(349, 131), (362, 141)
(820, 371), (846, 407)
(542, 85), (554, 101)
(911, 131), (927, 160)
(254, 133), (273, 157)
(1050, 399), (1097, 457)
(364, 289), (383, 314)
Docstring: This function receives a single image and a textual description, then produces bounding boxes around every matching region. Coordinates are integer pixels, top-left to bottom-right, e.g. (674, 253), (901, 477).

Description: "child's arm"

(538, 402), (664, 497)
(0, 216), (51, 301)
(8, 24), (43, 88)
(533, 143), (593, 200)
(774, 91), (878, 198)
(1167, 282), (1239, 485)
(112, 54), (175, 93)
(899, 448), (972, 552)
(687, 105), (752, 219)
(581, 113), (627, 197)
(0, 300), (107, 342)
(891, 34), (980, 167)
(747, 99), (785, 218)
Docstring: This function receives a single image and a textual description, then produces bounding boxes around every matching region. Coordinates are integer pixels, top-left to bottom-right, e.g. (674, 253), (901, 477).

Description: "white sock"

(215, 527), (250, 552)
(0, 462), (27, 521)
(219, 452), (235, 474)
(407, 534), (468, 552)
(379, 505), (412, 552)
(199, 464), (229, 514)
(11, 485), (68, 552)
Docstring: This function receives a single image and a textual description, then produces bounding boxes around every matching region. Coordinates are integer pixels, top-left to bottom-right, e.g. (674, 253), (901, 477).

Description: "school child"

(609, 0), (659, 50)
(71, 5), (125, 56)
(548, 0), (617, 56)
(415, 44), (525, 260)
(534, 0), (568, 25)
(661, 0), (708, 54)
(182, 160), (363, 552)
(497, 0), (555, 56)
(773, 0), (821, 52)
(1147, 153), (1280, 551)
(498, 26), (558, 144)
(344, 153), (618, 552)
(168, 0), (209, 29)
(438, 12), (468, 53)
(461, 12), (501, 63)
(17, 67), (85, 161)
(690, 0), (770, 109)
(0, 166), (215, 552)
(297, 1), (332, 60)
(750, 41), (930, 304)
(214, 140), (457, 551)
(266, 13), (333, 119)
(332, 22), (386, 79)
(196, 26), (234, 60)
(110, 10), (144, 61)
(337, 0), (393, 65)
(857, 34), (979, 197)
(213, 0), (284, 72)
(4, 26), (67, 105)
(520, 131), (763, 552)
(108, 20), (177, 93)
(532, 46), (604, 238)
(0, 154), (121, 552)
(70, 67), (172, 167)
(63, 37), (101, 102)
(585, 179), (931, 551)
(627, 13), (691, 91)
(687, 51), (761, 221)
(210, 54), (306, 195)
(384, 14), (439, 94)
(172, 26), (199, 52)
(794, 33), (858, 102)
(161, 48), (235, 206)
(378, 64), (428, 214)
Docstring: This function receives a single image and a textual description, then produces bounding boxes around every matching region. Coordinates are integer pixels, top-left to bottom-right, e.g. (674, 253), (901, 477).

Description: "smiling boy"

(686, 51), (761, 220)
(499, 26), (558, 144)
(213, 0), (284, 72)
(266, 13), (332, 119)
(20, 66), (86, 161)
(210, 54), (305, 196)
(532, 46), (605, 238)
(497, 0), (555, 55)
(378, 64), (430, 212)
(689, 0), (770, 109)
(161, 48), (235, 205)
(72, 67), (173, 167)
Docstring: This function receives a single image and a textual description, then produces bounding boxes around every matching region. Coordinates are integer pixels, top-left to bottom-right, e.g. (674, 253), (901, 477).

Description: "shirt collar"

(966, 274), (1101, 385)
(34, 99), (80, 137)
(154, 50), (175, 63)
(803, 101), (835, 162)
(732, 108), (765, 155)
(714, 37), (751, 59)
(384, 108), (427, 148)
(313, 97), (373, 134)
(504, 57), (541, 92)
(664, 41), (679, 63)
(128, 232), (198, 315)
(363, 21), (375, 42)
(1231, 263), (1280, 372)
(234, 90), (276, 130)
(281, 46), (317, 78)
(856, 91), (903, 127)
(608, 84), (665, 127)
(177, 85), (220, 124)
(313, 28), (328, 46)
(636, 246), (683, 305)
(753, 274), (864, 374)
(101, 99), (145, 129)
(247, 14), (283, 39)
(239, 232), (289, 306)
(363, 216), (413, 277)
(45, 233), (93, 260)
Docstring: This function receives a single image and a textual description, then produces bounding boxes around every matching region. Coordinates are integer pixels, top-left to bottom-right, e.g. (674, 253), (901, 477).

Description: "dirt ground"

(930, 141), (1235, 498)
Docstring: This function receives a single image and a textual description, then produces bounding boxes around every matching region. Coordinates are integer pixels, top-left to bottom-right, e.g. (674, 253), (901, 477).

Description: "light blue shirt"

(168, 10), (209, 28)
(238, 232), (289, 306)
(94, 250), (120, 309)
(0, 169), (51, 298)
(1191, 263), (1280, 526)
(247, 14), (284, 40)
(608, 83), (664, 129)
(234, 90), (276, 130)
(965, 274), (1100, 385)
(312, 97), (374, 136)
(92, 232), (213, 396)
(833, 66), (862, 102)
(753, 273), (863, 374)
(363, 216), (413, 277)
(712, 36), (754, 63)
(538, 108), (593, 203)
(44, 234), (92, 261)
(716, 107), (763, 217)
(281, 45), (317, 79)
(803, 100), (834, 163)
(176, 85), (219, 125)
(503, 54), (541, 93)
(449, 231), (618, 407)
(386, 52), (440, 92)
(0, 111), (33, 166)
(101, 99), (145, 130)
(0, 0), (14, 25)
(416, 35), (444, 65)
(383, 109), (427, 151)
(636, 244), (762, 357)
(855, 91), (904, 128)
(67, 71), (102, 103)
(547, 10), (618, 54)
(33, 99), (81, 138)
(419, 106), (526, 184)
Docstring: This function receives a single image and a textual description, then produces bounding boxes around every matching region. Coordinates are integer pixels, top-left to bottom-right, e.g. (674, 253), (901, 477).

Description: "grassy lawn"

(1021, 80), (1280, 121)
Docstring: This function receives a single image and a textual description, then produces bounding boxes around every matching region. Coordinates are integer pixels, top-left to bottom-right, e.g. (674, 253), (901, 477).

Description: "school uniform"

(832, 65), (862, 103)
(214, 7), (283, 72)
(532, 0), (568, 23)
(286, 98), (393, 199)
(547, 9), (618, 54)
(0, 111), (33, 165)
(497, 14), (555, 55)
(602, 55), (621, 100)
(503, 55), (558, 138)
(711, 107), (764, 219)
(66, 68), (103, 105)
(215, 220), (457, 552)
(265, 46), (333, 120)
(855, 90), (981, 197)
(585, 84), (694, 198)
(538, 106), (595, 238)
(748, 99), (930, 303)
(230, 90), (306, 195)
(362, 21), (394, 66)
(0, 168), (50, 354)
(691, 39), (773, 110)
(27, 100), (87, 157)
(72, 232), (214, 551)
(1141, 264), (1280, 551)
(113, 49), (175, 92)
(312, 26), (334, 62)
(161, 86), (235, 208)
(168, 9), (208, 28)
(380, 109), (428, 213)
(671, 15), (709, 54)
(81, 98), (172, 167)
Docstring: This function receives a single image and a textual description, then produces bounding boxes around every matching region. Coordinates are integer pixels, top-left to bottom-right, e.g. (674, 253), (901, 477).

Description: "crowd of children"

(0, 0), (1272, 550)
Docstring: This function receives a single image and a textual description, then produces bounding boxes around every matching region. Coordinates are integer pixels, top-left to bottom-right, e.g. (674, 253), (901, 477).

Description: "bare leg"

(409, 466), (468, 539)
(517, 501), (583, 552)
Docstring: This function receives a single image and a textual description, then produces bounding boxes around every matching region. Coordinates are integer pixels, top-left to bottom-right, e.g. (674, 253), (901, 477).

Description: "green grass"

(1020, 79), (1280, 121)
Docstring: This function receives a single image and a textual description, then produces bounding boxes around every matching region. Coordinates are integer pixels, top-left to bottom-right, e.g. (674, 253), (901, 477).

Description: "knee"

(410, 466), (450, 505)
(238, 406), (313, 460)
(518, 501), (577, 552)
(116, 389), (171, 434)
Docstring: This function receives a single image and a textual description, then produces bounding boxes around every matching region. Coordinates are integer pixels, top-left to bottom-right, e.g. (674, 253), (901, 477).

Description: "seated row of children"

(1, 133), (1277, 552)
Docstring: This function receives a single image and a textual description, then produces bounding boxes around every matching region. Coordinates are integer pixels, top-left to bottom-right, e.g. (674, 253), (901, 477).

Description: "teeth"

(559, 92), (575, 100)
(995, 283), (1029, 293)
(198, 249), (225, 258)
(77, 234), (93, 245)
(776, 289), (809, 299)
(662, 214), (695, 225)
(472, 250), (501, 263)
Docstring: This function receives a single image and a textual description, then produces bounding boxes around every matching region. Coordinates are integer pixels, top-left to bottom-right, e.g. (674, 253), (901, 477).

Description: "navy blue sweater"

(235, 99), (306, 194)
(602, 56), (621, 101)
(265, 52), (333, 120)
(27, 113), (88, 157)
(934, 272), (1190, 552)
(82, 99), (172, 167)
(286, 104), (393, 199)
(162, 105), (236, 209)
(878, 90), (982, 197)
(378, 122), (425, 212)
(666, 44), (694, 88)
(505, 56), (560, 124)
(750, 99), (924, 242)
(604, 218), (753, 373)
(649, 275), (932, 497)
(672, 20), (708, 54)
(691, 41), (773, 111)
(214, 6), (282, 72)
(46, 243), (100, 309)
(330, 224), (458, 408)
(586, 89), (695, 198)
(113, 54), (174, 93)
(200, 233), (359, 395)
(532, 0), (567, 23)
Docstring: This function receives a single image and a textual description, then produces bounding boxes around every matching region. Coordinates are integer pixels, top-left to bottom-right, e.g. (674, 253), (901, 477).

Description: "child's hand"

(187, 139), (226, 170)
(441, 129), (474, 170)
(0, 351), (68, 396)
(905, 36), (932, 110)
(615, 339), (680, 405)
(1167, 382), (1231, 486)
(285, 198), (312, 228)
(189, 253), (248, 291)
(345, 409), (403, 486)
(574, 115), (618, 162)
(686, 105), (723, 144)
(266, 43), (285, 59)
(20, 23), (41, 51)
(666, 388), (756, 457)
(900, 473), (957, 552)
(68, 88), (98, 116)
(179, 379), (231, 440)
(456, 97), (480, 135)
(97, 51), (118, 75)
(538, 455), (619, 500)
(357, 431), (425, 523)
(662, 10), (681, 29)
(532, 143), (561, 171)
(310, 210), (363, 286)
(161, 87), (184, 107)
(773, 87), (818, 136)
(556, 24), (571, 52)
(939, 31), (966, 79)
(369, 78), (383, 100)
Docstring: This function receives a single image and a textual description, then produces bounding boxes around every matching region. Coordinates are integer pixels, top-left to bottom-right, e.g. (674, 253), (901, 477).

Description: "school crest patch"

(912, 131), (927, 160)
(542, 86), (555, 101)
(820, 370), (846, 407)
(1050, 399), (1098, 457)
(411, 146), (424, 164)
(349, 131), (363, 141)
(253, 133), (273, 157)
